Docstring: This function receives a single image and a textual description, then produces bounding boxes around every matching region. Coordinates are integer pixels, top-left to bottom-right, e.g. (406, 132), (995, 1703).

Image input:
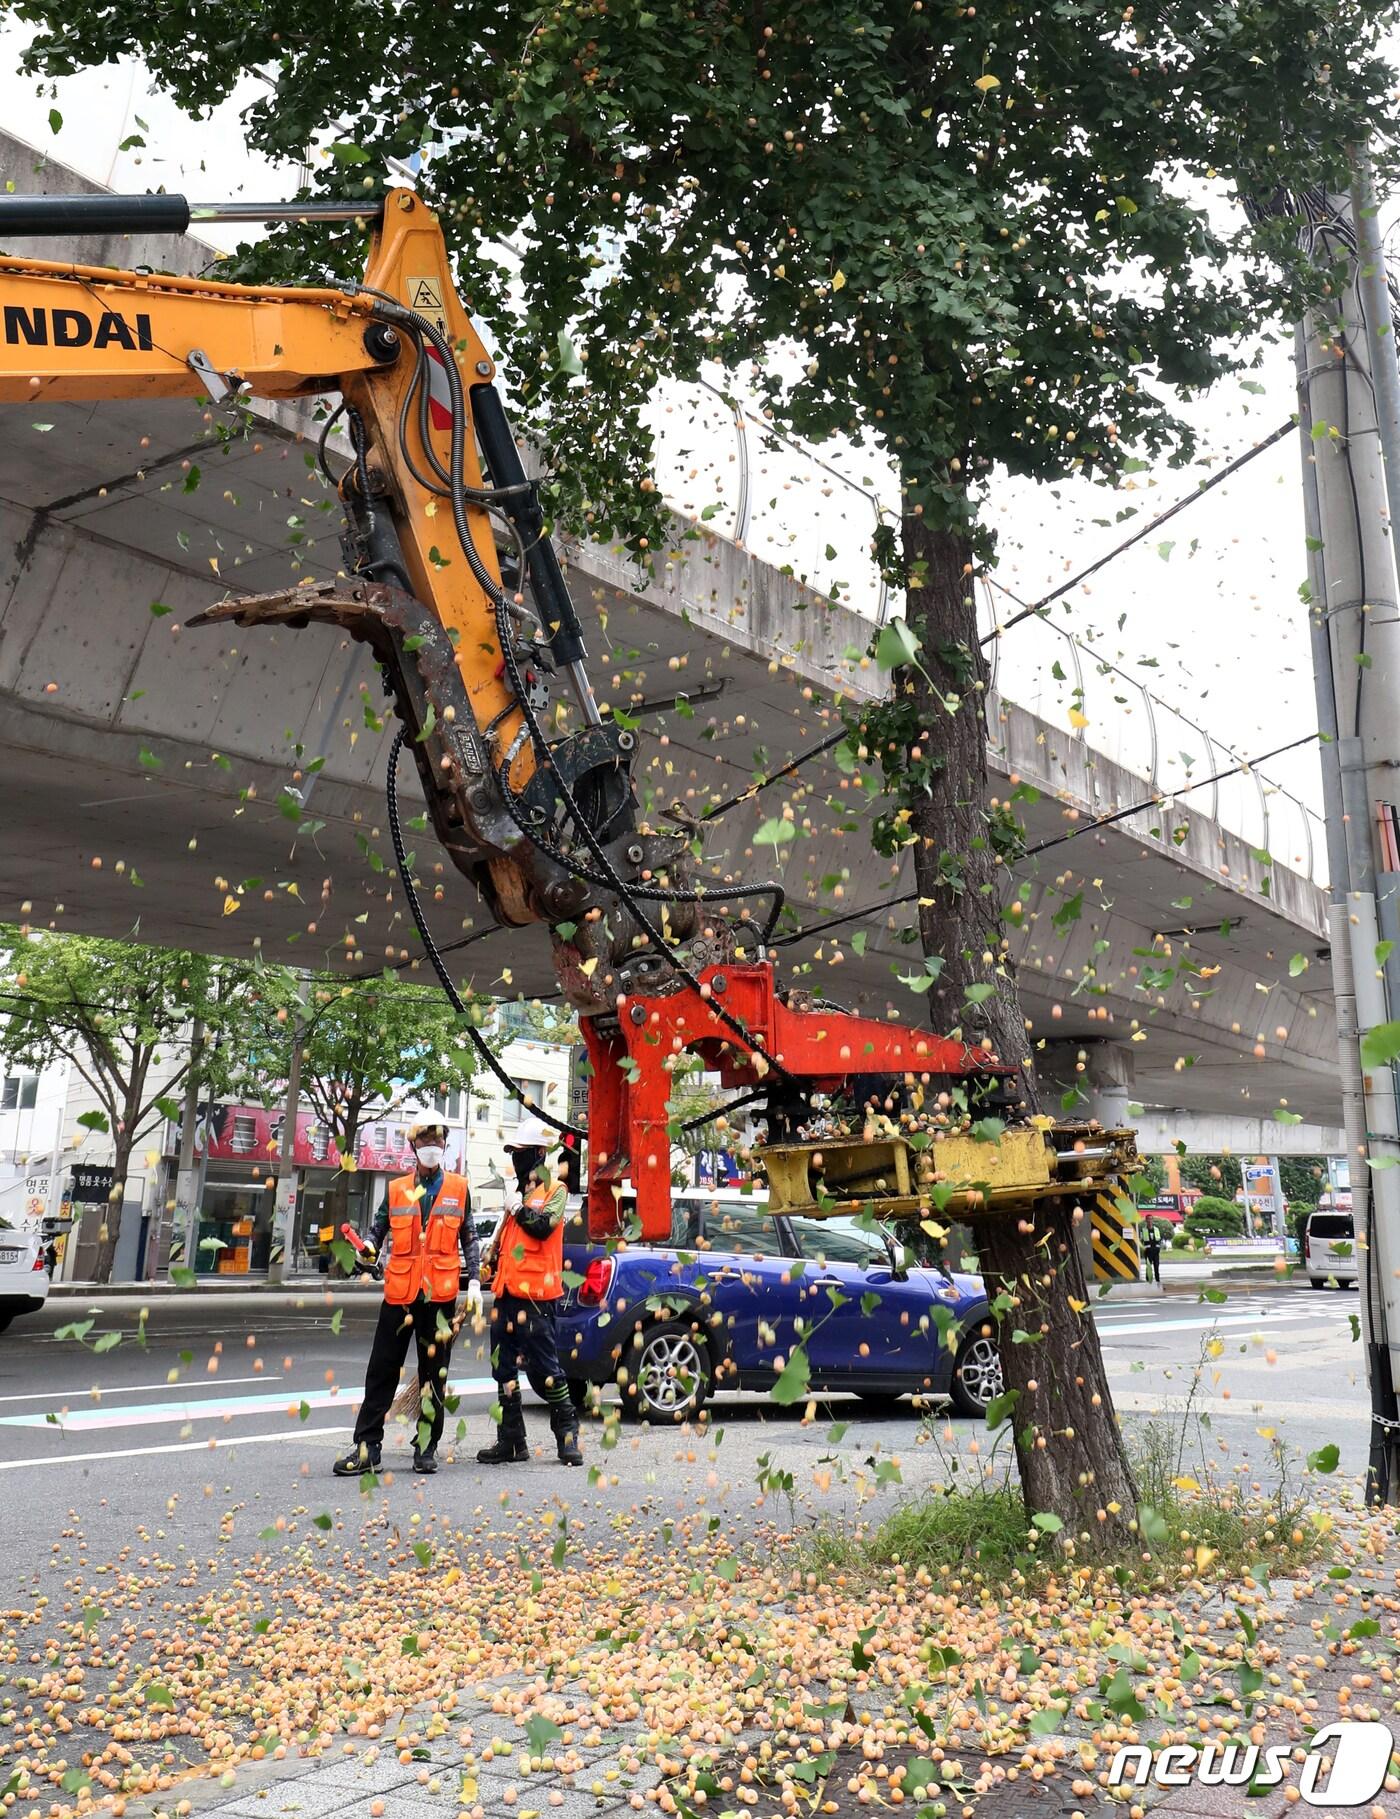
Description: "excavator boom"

(0, 186), (1133, 1248)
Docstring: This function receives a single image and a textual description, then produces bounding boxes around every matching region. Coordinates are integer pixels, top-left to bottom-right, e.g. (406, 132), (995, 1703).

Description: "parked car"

(1304, 1209), (1359, 1288)
(0, 1219), (50, 1333)
(557, 1190), (1001, 1423)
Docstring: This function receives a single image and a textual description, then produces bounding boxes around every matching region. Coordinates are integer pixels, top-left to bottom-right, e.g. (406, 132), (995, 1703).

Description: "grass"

(800, 1476), (1028, 1583)
(797, 1415), (1324, 1589)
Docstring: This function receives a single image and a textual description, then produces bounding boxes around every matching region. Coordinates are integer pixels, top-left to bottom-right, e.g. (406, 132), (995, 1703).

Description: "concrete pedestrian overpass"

(0, 134), (1343, 1156)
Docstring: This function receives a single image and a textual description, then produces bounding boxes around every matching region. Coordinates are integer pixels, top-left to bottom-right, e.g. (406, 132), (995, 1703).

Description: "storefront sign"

(696, 1150), (749, 1188)
(192, 1105), (417, 1172)
(69, 1164), (115, 1204)
(1243, 1162), (1279, 1214)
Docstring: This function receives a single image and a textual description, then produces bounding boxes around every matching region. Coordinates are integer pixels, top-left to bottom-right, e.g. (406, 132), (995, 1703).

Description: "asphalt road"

(0, 1279), (1365, 1590)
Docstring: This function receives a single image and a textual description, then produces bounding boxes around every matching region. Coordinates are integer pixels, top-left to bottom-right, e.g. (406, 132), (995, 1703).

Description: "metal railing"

(649, 388), (1327, 889)
(977, 583), (1326, 887)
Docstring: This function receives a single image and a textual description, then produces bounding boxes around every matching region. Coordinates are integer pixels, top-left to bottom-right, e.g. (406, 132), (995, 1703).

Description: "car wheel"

(622, 1318), (712, 1424)
(950, 1328), (1003, 1417)
(0, 1312), (12, 1336)
(1309, 1277), (1325, 1290)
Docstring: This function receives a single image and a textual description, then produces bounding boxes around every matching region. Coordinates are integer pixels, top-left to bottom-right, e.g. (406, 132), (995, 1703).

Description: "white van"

(1305, 1209), (1359, 1288)
(0, 1218), (50, 1331)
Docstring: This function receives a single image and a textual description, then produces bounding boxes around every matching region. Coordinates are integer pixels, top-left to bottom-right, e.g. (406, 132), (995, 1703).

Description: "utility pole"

(171, 1018), (204, 1280)
(1296, 177), (1400, 1502)
(266, 984), (307, 1286)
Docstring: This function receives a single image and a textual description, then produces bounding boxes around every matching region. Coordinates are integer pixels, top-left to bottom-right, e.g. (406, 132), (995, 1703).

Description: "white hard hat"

(505, 1114), (553, 1151)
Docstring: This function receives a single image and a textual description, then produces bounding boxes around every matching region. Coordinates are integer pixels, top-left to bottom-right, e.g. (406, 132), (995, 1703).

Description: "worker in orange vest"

(477, 1116), (582, 1467)
(333, 1119), (480, 1477)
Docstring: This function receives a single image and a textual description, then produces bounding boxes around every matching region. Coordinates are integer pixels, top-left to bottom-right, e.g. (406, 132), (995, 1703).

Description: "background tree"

(257, 974), (483, 1239)
(1279, 1154), (1331, 1207)
(1135, 1154), (1168, 1198)
(1179, 1152), (1244, 1200)
(0, 928), (260, 1282)
(19, 0), (1398, 1539)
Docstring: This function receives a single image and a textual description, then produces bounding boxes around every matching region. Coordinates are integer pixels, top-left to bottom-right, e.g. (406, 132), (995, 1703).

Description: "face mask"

(415, 1145), (445, 1171)
(512, 1146), (545, 1190)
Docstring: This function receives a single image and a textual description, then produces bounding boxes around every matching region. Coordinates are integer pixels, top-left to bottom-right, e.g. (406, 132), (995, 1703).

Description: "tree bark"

(901, 515), (1026, 1070)
(93, 1130), (134, 1286)
(976, 1197), (1139, 1551)
(899, 511), (1139, 1550)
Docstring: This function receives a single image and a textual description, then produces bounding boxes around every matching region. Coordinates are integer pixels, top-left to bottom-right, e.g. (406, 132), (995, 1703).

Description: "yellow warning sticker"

(1091, 1190), (1139, 1281)
(406, 275), (448, 337)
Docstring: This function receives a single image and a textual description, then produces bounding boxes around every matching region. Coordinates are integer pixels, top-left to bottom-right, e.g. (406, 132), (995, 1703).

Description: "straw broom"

(387, 1219), (497, 1431)
(386, 1303), (471, 1430)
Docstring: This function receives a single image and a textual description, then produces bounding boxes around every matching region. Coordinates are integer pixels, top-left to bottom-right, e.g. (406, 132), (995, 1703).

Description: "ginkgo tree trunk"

(896, 512), (1139, 1544)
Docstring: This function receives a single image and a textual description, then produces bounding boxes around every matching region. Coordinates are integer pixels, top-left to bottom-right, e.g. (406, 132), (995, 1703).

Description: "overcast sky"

(0, 21), (1340, 855)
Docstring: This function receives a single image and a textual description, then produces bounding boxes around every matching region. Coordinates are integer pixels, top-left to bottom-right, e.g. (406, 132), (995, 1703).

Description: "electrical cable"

(980, 419), (1298, 645)
(700, 729), (848, 821)
(384, 728), (586, 1139)
(771, 731), (1322, 952)
(358, 289), (800, 1086)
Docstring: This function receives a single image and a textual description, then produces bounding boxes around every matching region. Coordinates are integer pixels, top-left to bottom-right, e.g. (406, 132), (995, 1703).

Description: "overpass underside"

(0, 137), (1339, 1130)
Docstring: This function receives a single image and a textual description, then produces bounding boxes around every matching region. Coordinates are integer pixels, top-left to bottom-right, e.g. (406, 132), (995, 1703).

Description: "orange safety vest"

(491, 1180), (566, 1301)
(382, 1171), (469, 1306)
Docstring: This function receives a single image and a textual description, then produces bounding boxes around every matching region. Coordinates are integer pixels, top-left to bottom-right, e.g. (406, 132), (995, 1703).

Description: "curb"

(47, 1278), (380, 1298)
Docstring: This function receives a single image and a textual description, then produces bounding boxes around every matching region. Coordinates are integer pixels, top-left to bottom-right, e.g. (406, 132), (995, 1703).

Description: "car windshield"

(703, 1203), (786, 1256)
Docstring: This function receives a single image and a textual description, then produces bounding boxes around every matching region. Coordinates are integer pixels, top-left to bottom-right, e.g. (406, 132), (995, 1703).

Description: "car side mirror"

(885, 1239), (911, 1279)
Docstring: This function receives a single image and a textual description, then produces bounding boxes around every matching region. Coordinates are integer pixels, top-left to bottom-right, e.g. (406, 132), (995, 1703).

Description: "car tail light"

(32, 1251), (45, 1271)
(579, 1256), (614, 1306)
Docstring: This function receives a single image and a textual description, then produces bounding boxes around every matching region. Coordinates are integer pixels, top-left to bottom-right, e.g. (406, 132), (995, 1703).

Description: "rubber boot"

(550, 1401), (583, 1467)
(477, 1391), (529, 1464)
(333, 1441), (381, 1477)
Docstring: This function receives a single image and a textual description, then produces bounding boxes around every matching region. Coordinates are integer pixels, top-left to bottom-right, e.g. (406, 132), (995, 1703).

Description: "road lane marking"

(33, 1322), (341, 1344)
(0, 1425), (357, 1470)
(0, 1376), (496, 1432)
(1111, 1391), (1361, 1420)
(1096, 1310), (1336, 1340)
(0, 1374), (281, 1405)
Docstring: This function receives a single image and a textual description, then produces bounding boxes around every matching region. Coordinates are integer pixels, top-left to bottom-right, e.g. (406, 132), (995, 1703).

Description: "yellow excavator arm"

(0, 188), (675, 977)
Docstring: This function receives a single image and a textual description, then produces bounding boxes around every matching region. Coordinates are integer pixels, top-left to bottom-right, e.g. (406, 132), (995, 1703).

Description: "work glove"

(464, 1278), (483, 1316)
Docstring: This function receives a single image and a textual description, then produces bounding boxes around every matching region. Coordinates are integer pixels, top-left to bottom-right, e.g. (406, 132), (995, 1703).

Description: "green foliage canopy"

(15, 0), (1400, 561)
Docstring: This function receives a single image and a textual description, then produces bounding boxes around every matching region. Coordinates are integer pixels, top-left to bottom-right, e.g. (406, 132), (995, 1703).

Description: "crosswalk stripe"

(0, 1375), (496, 1433)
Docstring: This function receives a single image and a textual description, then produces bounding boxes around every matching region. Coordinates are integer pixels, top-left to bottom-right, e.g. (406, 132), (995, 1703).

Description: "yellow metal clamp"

(761, 1125), (1139, 1221)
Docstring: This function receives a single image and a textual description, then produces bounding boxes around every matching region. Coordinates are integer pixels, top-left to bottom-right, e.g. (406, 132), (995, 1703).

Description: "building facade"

(0, 1016), (574, 1284)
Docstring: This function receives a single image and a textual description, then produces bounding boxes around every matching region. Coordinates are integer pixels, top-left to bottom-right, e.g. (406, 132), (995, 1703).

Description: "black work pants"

(354, 1295), (456, 1453)
(490, 1291), (572, 1412)
(1144, 1251), (1161, 1284)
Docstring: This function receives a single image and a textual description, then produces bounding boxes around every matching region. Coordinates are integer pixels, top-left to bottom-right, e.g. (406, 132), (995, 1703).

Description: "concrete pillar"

(1038, 1039), (1135, 1127)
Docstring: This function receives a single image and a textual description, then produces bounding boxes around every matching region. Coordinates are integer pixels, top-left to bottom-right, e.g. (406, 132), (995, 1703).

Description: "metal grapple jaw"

(187, 580), (637, 945)
(186, 581), (707, 1007)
